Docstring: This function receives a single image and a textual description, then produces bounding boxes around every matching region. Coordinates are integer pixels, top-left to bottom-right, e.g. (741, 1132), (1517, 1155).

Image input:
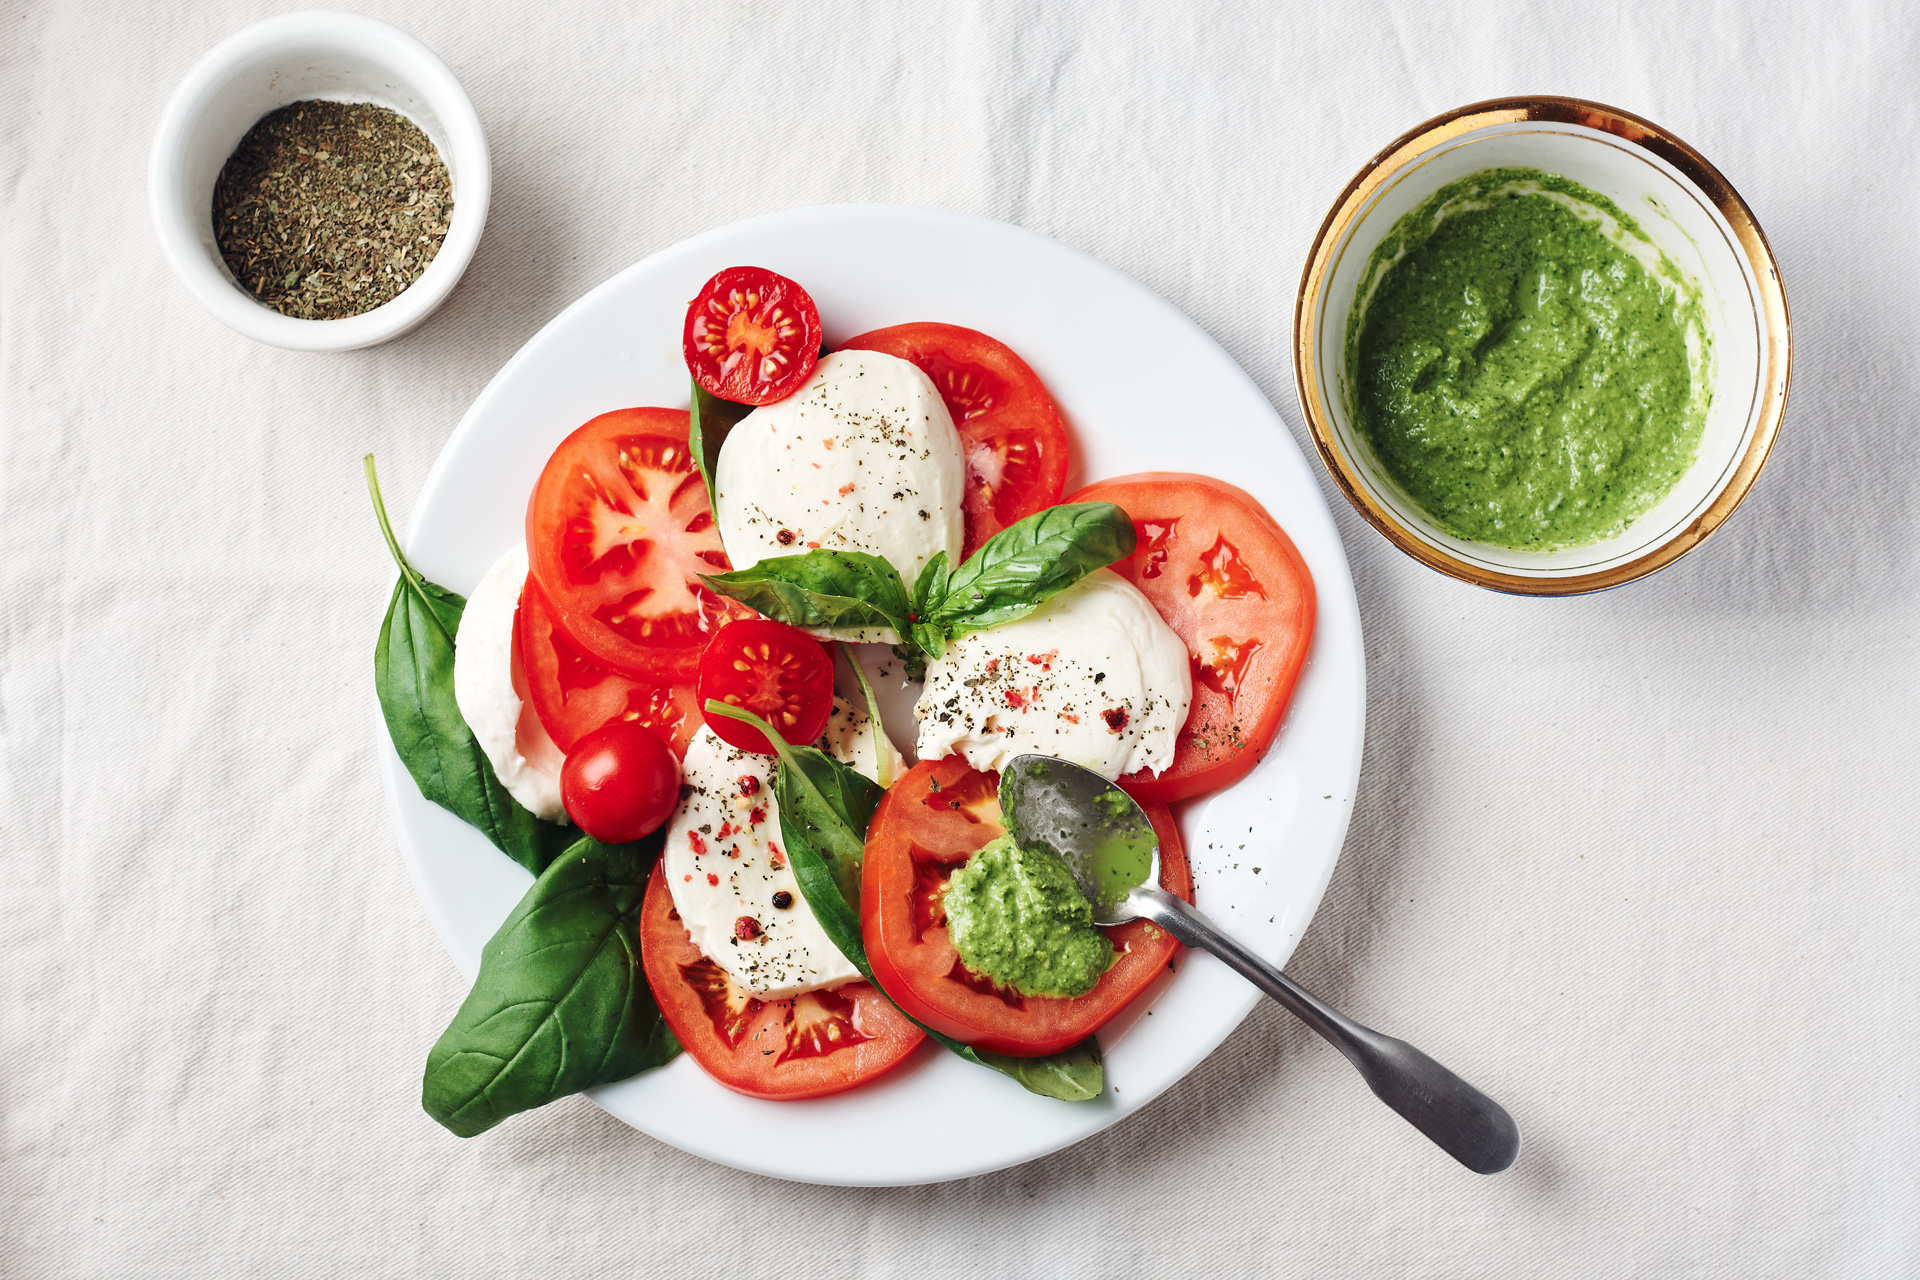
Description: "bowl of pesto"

(1294, 97), (1790, 594)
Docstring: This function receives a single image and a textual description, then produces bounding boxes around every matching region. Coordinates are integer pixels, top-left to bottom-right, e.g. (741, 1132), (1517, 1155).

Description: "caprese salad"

(373, 265), (1315, 1136)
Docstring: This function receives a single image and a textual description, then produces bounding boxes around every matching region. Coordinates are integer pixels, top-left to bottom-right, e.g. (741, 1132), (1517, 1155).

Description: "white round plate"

(381, 204), (1365, 1185)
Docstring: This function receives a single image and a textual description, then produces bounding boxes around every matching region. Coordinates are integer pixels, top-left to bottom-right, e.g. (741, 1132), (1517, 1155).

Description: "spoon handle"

(1130, 886), (1520, 1174)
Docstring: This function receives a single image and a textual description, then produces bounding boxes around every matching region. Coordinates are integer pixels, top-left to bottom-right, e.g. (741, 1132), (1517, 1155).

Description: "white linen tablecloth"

(4, 0), (1916, 1274)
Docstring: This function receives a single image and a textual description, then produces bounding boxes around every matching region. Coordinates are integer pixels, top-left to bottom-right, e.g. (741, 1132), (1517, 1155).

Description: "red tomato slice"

(640, 861), (924, 1099)
(506, 629), (567, 779)
(838, 323), (1069, 557)
(514, 574), (703, 757)
(695, 618), (835, 755)
(683, 266), (824, 405)
(1066, 473), (1316, 804)
(525, 407), (753, 681)
(860, 756), (1192, 1057)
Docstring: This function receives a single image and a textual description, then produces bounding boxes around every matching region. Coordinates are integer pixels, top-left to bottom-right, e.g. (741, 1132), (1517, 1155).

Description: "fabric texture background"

(3, 1), (1916, 1275)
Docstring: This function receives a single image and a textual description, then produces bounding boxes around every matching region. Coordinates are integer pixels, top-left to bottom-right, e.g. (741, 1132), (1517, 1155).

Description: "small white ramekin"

(1294, 98), (1790, 595)
(148, 11), (490, 352)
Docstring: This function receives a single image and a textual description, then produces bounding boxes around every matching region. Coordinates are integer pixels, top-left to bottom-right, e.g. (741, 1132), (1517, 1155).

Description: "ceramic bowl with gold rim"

(1293, 97), (1789, 595)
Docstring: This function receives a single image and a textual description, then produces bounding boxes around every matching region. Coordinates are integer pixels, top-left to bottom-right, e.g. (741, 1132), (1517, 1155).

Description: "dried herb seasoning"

(211, 100), (453, 321)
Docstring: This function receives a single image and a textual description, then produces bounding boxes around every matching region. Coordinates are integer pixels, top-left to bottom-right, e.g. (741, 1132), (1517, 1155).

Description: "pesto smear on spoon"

(1347, 167), (1710, 550)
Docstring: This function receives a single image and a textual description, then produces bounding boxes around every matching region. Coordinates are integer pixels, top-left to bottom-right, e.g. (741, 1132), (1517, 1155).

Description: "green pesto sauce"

(1347, 167), (1710, 550)
(944, 835), (1113, 999)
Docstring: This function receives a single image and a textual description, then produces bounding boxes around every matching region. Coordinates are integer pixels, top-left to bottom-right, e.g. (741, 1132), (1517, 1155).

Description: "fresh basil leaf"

(405, 572), (465, 640)
(422, 834), (678, 1137)
(700, 549), (911, 636)
(910, 550), (950, 618)
(777, 742), (882, 909)
(907, 620), (948, 662)
(689, 377), (753, 515)
(366, 455), (573, 875)
(907, 551), (952, 659)
(781, 794), (874, 981)
(703, 700), (1103, 1101)
(973, 1037), (1105, 1103)
(922, 502), (1136, 645)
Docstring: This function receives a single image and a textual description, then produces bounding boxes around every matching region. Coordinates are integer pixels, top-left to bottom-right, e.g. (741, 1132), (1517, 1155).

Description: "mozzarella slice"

(452, 544), (565, 820)
(713, 349), (965, 643)
(663, 697), (891, 997)
(819, 692), (907, 784)
(914, 568), (1193, 781)
(837, 642), (924, 769)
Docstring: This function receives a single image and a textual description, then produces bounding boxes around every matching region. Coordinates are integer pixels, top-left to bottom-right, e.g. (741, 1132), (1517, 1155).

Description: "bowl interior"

(153, 16), (483, 348)
(1310, 122), (1768, 580)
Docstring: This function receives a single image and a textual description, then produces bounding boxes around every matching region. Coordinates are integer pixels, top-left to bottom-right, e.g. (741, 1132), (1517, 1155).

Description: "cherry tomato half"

(860, 756), (1192, 1057)
(683, 266), (824, 406)
(1066, 473), (1316, 804)
(839, 322), (1069, 557)
(525, 406), (754, 681)
(696, 618), (835, 755)
(560, 720), (681, 843)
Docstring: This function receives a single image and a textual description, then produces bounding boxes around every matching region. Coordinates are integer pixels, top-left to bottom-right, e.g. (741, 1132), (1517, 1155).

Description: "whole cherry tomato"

(560, 720), (682, 843)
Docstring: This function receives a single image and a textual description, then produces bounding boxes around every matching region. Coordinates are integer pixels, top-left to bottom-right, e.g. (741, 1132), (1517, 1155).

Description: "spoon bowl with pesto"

(1000, 754), (1521, 1175)
(1295, 97), (1789, 594)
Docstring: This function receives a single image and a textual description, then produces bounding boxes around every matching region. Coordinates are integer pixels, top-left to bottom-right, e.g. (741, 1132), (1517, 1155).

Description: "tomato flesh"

(861, 756), (1192, 1057)
(505, 623), (568, 779)
(515, 574), (703, 757)
(526, 407), (753, 681)
(641, 862), (924, 1099)
(696, 618), (836, 755)
(838, 323), (1069, 557)
(1067, 473), (1316, 804)
(683, 266), (824, 405)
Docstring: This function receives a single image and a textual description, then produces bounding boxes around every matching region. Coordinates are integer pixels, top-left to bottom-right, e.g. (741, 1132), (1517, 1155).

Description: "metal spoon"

(1000, 754), (1520, 1174)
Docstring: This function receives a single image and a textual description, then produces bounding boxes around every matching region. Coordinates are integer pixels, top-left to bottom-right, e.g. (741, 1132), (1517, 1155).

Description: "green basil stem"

(364, 453), (454, 649)
(839, 642), (891, 789)
(703, 701), (842, 838)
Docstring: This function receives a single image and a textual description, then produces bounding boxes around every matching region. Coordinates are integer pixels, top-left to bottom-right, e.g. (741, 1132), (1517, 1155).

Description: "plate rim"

(385, 201), (1366, 1184)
